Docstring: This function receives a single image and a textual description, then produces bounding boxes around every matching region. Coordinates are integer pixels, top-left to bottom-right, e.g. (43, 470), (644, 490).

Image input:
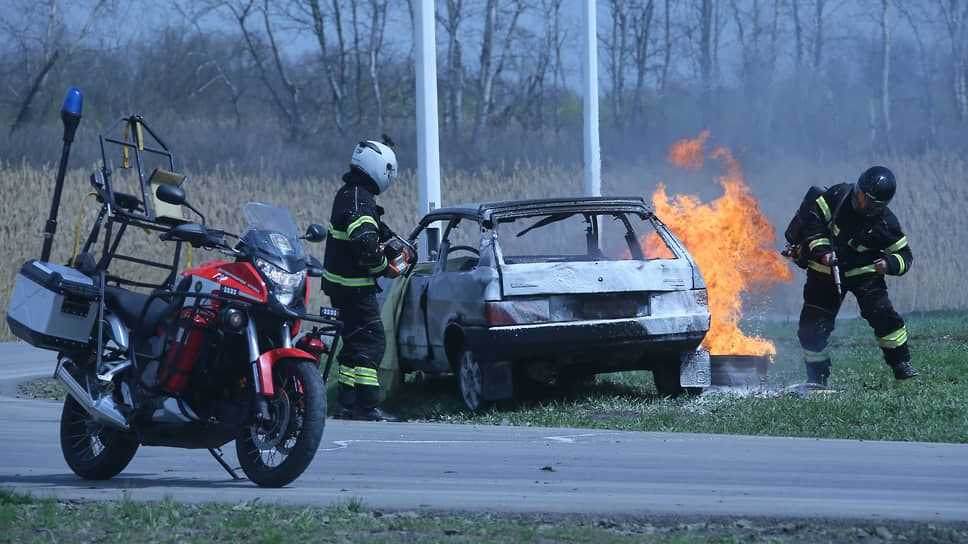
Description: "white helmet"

(350, 140), (398, 194)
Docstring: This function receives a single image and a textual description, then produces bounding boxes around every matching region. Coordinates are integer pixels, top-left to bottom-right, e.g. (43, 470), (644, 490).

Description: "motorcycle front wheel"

(60, 395), (139, 480)
(236, 359), (326, 487)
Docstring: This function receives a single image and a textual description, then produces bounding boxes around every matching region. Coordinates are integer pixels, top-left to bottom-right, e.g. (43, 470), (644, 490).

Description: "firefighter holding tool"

(322, 138), (410, 421)
(788, 166), (918, 386)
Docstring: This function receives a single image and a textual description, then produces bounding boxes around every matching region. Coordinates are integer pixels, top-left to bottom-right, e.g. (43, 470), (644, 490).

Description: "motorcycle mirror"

(156, 184), (186, 206)
(302, 223), (327, 243)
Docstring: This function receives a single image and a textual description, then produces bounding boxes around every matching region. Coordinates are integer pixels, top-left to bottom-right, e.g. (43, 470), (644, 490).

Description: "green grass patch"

(373, 311), (968, 444)
(2, 489), (964, 543)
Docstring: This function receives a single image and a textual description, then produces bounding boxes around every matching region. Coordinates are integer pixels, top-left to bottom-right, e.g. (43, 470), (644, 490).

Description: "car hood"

(500, 259), (695, 297)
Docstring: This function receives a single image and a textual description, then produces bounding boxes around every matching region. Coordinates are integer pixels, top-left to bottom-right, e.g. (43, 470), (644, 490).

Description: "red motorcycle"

(7, 115), (339, 487)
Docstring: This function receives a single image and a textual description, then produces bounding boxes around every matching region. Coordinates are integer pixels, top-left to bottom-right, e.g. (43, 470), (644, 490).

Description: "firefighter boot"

(353, 384), (401, 422)
(889, 361), (919, 380)
(805, 362), (831, 387)
(332, 383), (355, 420)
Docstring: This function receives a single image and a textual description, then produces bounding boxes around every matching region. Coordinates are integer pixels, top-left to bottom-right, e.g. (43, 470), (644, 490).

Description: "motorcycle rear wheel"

(60, 395), (139, 480)
(236, 360), (326, 487)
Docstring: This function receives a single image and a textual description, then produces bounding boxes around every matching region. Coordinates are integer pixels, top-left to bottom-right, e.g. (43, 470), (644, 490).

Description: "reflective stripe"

(816, 196), (831, 221)
(355, 366), (379, 387)
(809, 237), (830, 250)
(885, 236), (908, 253)
(803, 347), (830, 363)
(368, 257), (388, 275)
(321, 269), (376, 287)
(328, 223), (350, 240)
(845, 264), (877, 277)
(878, 326), (908, 349)
(328, 215), (378, 240)
(346, 215), (378, 236)
(893, 253), (906, 274)
(832, 224), (840, 236)
(338, 365), (356, 386)
(808, 260), (832, 274)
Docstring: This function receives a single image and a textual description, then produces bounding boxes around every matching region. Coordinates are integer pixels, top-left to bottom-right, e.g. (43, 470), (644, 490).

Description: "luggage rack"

(77, 114), (192, 292)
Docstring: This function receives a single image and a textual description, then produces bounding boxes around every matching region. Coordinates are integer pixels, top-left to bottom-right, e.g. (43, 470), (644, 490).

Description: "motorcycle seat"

(103, 286), (175, 337)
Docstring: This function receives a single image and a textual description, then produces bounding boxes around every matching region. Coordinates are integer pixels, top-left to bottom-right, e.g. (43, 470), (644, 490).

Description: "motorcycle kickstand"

(208, 447), (244, 480)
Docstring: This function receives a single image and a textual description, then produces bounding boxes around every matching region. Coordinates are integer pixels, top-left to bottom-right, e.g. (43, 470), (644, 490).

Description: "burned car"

(378, 197), (711, 410)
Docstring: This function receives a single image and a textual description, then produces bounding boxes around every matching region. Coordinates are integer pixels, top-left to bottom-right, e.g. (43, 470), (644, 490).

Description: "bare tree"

(217, 0), (303, 140)
(472, 0), (526, 144)
(792, 0), (804, 68)
(303, 0), (349, 133)
(879, 0), (892, 151)
(939, 0), (968, 122)
(604, 0), (631, 130)
(438, 0), (466, 142)
(366, 0), (390, 135)
(813, 0), (828, 70)
(631, 0), (656, 124)
(660, 0), (671, 93)
(174, 1), (248, 128)
(5, 0), (108, 134)
(699, 0), (714, 98)
(895, 0), (938, 145)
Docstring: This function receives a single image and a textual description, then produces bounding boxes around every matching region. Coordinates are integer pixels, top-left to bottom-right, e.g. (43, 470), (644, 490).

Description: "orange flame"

(652, 131), (793, 356)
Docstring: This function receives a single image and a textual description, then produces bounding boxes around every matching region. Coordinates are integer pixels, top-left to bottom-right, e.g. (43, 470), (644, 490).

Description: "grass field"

(4, 488), (965, 544)
(369, 310), (968, 444)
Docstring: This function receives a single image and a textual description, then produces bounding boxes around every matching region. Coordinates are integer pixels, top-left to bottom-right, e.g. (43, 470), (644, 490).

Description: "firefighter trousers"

(797, 269), (910, 368)
(329, 290), (386, 413)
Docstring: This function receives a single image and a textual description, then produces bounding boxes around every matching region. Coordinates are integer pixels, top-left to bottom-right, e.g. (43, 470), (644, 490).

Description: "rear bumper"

(462, 313), (710, 368)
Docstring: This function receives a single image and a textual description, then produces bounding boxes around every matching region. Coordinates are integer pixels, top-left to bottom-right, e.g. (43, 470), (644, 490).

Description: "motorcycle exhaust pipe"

(55, 358), (130, 431)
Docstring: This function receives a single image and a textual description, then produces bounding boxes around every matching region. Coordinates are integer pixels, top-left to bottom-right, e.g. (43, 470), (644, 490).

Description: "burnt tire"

(236, 360), (326, 488)
(652, 364), (685, 399)
(60, 395), (139, 480)
(458, 348), (492, 412)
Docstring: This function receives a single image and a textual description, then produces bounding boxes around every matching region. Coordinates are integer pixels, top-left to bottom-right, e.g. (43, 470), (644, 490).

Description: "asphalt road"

(1, 341), (966, 521)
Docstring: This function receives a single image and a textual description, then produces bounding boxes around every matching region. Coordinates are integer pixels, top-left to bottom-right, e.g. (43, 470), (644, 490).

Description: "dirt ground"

(475, 512), (968, 543)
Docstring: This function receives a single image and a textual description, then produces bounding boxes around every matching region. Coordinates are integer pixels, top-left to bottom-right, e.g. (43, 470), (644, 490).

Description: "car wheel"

(458, 348), (492, 412)
(653, 364), (685, 399)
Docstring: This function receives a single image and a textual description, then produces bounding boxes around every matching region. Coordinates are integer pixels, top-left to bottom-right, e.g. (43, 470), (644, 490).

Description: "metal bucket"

(709, 355), (769, 387)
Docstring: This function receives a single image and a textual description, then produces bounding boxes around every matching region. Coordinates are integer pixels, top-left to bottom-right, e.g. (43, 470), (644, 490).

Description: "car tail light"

(485, 299), (550, 326)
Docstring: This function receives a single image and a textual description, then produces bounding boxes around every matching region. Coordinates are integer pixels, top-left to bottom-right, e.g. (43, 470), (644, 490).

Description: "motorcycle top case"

(6, 259), (100, 351)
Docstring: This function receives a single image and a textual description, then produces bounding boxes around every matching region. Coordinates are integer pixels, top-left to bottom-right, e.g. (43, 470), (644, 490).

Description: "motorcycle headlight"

(256, 258), (306, 306)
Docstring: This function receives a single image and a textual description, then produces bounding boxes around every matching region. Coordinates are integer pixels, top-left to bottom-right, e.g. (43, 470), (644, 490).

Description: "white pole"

(416, 0), (442, 217)
(582, 0), (601, 197)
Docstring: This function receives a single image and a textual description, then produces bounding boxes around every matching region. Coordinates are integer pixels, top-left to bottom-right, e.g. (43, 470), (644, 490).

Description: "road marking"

(543, 433), (602, 443)
(321, 439), (479, 451)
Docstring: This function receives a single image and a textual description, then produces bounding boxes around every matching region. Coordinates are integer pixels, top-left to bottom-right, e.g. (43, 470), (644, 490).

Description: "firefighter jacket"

(321, 170), (390, 295)
(801, 183), (913, 279)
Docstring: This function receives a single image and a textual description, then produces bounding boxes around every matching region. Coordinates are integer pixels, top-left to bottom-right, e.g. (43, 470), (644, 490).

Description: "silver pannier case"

(6, 260), (100, 351)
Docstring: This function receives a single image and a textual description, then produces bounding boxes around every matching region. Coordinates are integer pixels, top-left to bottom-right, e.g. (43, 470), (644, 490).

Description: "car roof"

(421, 196), (655, 223)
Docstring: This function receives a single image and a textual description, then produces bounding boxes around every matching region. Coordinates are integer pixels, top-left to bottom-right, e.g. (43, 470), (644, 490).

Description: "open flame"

(650, 130), (793, 356)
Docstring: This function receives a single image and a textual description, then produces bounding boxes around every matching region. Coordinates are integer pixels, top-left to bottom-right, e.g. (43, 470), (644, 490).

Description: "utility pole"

(416, 0), (442, 257)
(583, 0), (601, 197)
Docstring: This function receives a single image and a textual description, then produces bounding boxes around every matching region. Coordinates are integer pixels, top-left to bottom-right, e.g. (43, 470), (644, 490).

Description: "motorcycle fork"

(246, 319), (293, 422)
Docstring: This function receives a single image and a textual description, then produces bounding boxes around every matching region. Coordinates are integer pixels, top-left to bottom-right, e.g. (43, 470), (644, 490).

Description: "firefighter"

(322, 139), (403, 421)
(796, 165), (919, 386)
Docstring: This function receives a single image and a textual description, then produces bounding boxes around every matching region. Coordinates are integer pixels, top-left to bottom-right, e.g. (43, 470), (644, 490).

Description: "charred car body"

(378, 197), (711, 410)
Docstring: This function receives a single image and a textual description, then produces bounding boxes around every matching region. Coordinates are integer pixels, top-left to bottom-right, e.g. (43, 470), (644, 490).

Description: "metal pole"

(41, 87), (83, 263)
(416, 0), (442, 258)
(582, 0), (601, 197)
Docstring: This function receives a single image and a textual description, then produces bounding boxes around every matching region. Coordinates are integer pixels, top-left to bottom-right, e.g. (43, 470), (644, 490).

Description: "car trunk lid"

(499, 259), (694, 297)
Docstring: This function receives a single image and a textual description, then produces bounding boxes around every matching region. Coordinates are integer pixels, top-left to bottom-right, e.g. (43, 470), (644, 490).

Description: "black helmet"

(853, 166), (895, 216)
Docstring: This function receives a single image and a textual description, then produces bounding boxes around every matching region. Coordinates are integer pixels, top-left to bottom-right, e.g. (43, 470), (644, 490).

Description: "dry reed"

(1, 154), (962, 342)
